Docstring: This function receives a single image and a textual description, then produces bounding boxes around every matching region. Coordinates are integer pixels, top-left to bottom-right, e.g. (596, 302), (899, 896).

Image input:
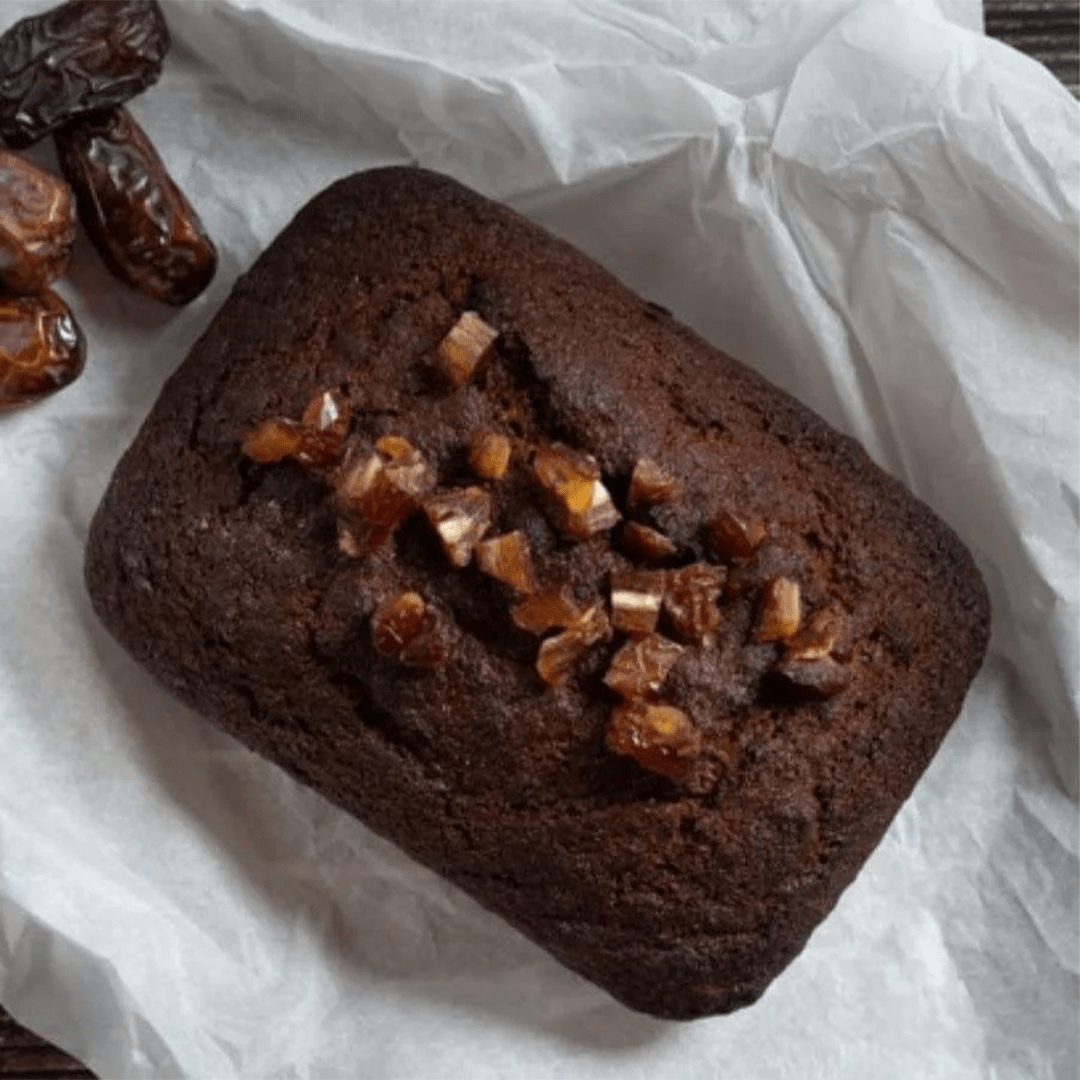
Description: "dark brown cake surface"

(84, 166), (990, 1020)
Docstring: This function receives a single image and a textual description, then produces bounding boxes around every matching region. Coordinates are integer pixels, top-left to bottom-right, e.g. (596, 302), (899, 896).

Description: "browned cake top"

(85, 167), (989, 1018)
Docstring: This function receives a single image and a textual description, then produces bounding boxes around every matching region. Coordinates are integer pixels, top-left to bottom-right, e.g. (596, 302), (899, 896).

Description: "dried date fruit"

(434, 310), (498, 387)
(533, 442), (620, 540)
(536, 604), (611, 687)
(510, 588), (581, 635)
(752, 576), (801, 643)
(335, 437), (435, 558)
(618, 520), (678, 562)
(606, 700), (701, 781)
(55, 106), (217, 305)
(468, 430), (512, 480)
(610, 568), (667, 636)
(422, 486), (492, 567)
(371, 592), (449, 668)
(663, 563), (725, 645)
(708, 508), (766, 562)
(295, 388), (351, 468)
(627, 458), (681, 508)
(603, 634), (684, 699)
(475, 531), (537, 594)
(0, 1), (169, 148)
(0, 288), (85, 410)
(0, 149), (76, 293)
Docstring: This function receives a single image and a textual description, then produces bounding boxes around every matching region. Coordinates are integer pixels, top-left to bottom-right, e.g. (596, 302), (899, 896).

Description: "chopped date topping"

(603, 634), (684, 699)
(619, 520), (678, 562)
(435, 310), (498, 387)
(610, 568), (667, 636)
(532, 443), (620, 540)
(335, 437), (435, 557)
(370, 592), (449, 667)
(241, 389), (351, 468)
(475, 531), (537, 594)
(510, 588), (582, 635)
(773, 656), (848, 698)
(628, 458), (682, 508)
(606, 700), (701, 780)
(422, 486), (492, 568)
(753, 576), (801, 643)
(786, 608), (843, 661)
(536, 604), (611, 687)
(240, 417), (303, 464)
(295, 388), (351, 467)
(468, 430), (513, 480)
(708, 509), (767, 561)
(664, 563), (725, 645)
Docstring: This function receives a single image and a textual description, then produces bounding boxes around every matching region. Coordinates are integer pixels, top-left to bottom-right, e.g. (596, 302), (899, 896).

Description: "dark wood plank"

(0, 1008), (94, 1079)
(984, 0), (1080, 94)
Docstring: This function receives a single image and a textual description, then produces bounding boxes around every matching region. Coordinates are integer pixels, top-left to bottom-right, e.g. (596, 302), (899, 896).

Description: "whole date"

(55, 107), (218, 306)
(0, 0), (169, 148)
(0, 289), (85, 410)
(0, 149), (76, 294)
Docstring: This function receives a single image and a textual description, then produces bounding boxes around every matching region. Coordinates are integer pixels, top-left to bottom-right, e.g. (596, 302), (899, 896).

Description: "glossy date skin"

(55, 107), (218, 306)
(0, 289), (85, 410)
(0, 0), (169, 149)
(0, 149), (76, 294)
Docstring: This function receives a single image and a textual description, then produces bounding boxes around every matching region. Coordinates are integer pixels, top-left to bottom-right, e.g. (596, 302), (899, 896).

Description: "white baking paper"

(1, 1), (1076, 1077)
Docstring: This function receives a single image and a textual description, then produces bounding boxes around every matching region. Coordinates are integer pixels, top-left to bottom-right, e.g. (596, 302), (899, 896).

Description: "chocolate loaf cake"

(85, 167), (990, 1020)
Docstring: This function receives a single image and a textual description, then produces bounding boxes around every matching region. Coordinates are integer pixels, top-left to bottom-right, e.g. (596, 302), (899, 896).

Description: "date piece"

(0, 1), (169, 148)
(55, 106), (217, 305)
(0, 289), (85, 410)
(0, 150), (76, 293)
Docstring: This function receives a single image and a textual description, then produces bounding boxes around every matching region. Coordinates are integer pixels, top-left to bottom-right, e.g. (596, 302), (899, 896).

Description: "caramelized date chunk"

(753, 576), (801, 643)
(533, 442), (620, 540)
(475, 531), (537, 594)
(468, 430), (512, 481)
(335, 437), (435, 558)
(55, 107), (217, 305)
(619, 520), (678, 562)
(422, 486), (491, 567)
(536, 604), (611, 687)
(435, 310), (498, 387)
(627, 458), (681, 508)
(603, 634), (684, 699)
(773, 656), (848, 698)
(786, 608), (843, 660)
(370, 592), (449, 668)
(663, 563), (725, 645)
(0, 150), (76, 293)
(0, 1), (169, 148)
(241, 418), (302, 464)
(606, 701), (701, 781)
(241, 389), (351, 468)
(708, 508), (766, 562)
(296, 388), (351, 468)
(610, 569), (666, 636)
(510, 588), (581, 635)
(0, 289), (84, 410)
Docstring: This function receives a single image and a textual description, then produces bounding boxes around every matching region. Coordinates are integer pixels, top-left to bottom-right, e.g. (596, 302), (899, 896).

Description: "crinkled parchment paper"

(0, 1), (1076, 1077)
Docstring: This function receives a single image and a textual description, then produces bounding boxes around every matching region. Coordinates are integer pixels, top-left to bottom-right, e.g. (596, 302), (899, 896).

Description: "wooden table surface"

(2, 2), (1077, 1077)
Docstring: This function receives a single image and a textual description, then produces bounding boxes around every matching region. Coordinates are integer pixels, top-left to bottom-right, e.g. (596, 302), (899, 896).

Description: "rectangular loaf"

(85, 167), (990, 1019)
